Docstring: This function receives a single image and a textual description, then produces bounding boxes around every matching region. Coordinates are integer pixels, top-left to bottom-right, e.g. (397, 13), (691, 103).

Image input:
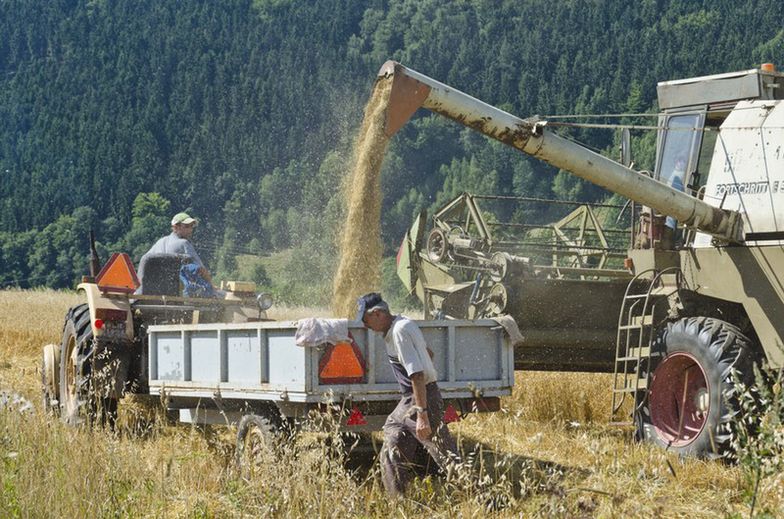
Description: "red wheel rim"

(648, 352), (710, 447)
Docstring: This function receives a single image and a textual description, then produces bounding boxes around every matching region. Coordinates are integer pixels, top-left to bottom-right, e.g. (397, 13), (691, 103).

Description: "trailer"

(147, 319), (513, 431)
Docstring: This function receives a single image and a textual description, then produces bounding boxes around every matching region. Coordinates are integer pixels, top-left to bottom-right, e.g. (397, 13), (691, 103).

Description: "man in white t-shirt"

(357, 292), (460, 496)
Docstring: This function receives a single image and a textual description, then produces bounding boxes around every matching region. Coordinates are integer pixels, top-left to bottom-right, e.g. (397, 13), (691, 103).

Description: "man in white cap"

(141, 212), (215, 295)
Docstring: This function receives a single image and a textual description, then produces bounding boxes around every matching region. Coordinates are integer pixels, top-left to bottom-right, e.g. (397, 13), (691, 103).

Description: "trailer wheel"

(235, 414), (279, 479)
(58, 304), (117, 427)
(637, 317), (755, 458)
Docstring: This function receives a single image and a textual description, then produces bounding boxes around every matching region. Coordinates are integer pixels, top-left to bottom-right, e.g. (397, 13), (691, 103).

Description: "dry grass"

(0, 288), (782, 517)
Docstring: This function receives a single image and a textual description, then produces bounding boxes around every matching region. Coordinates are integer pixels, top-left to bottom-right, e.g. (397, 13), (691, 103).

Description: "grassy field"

(0, 289), (781, 517)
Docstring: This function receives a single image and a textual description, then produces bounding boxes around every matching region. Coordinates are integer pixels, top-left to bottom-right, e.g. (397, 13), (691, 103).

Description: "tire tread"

(639, 316), (755, 458)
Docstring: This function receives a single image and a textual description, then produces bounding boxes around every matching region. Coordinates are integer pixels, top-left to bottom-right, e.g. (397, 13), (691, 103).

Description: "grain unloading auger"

(380, 60), (784, 457)
(379, 60), (742, 241)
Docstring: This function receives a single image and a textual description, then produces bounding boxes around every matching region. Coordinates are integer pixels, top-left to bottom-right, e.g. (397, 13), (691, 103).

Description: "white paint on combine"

(695, 100), (784, 247)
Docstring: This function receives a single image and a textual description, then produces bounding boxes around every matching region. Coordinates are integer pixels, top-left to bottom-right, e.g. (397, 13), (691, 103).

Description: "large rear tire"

(636, 317), (755, 458)
(58, 304), (117, 427)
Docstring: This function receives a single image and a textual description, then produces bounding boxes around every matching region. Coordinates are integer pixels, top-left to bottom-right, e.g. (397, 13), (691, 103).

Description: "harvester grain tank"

(381, 60), (784, 457)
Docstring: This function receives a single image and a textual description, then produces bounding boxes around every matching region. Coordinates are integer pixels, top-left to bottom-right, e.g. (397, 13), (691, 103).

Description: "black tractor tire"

(58, 304), (118, 427)
(636, 317), (755, 458)
(235, 413), (280, 479)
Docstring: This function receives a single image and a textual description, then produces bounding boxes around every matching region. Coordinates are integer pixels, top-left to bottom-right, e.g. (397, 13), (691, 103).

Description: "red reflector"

(444, 404), (460, 423)
(318, 337), (366, 384)
(346, 407), (367, 426)
(94, 319), (104, 330)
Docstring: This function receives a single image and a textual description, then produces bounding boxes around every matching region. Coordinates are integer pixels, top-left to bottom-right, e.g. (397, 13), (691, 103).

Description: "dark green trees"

(1, 0), (782, 300)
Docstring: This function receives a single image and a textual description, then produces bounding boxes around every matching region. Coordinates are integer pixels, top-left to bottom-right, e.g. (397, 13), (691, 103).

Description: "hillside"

(1, 0), (782, 303)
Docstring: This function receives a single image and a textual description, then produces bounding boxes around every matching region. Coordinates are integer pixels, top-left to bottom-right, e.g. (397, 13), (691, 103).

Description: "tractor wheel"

(636, 317), (755, 458)
(235, 414), (280, 479)
(58, 304), (118, 427)
(41, 343), (61, 416)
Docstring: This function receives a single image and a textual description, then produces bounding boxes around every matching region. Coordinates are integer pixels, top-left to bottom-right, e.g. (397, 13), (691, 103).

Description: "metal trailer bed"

(147, 319), (514, 429)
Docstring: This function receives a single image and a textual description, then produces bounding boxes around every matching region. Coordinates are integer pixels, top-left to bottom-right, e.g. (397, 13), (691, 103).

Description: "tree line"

(1, 0), (782, 303)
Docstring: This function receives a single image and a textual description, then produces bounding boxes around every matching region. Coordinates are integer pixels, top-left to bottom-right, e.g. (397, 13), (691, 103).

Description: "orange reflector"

(444, 404), (460, 424)
(346, 407), (368, 426)
(318, 339), (365, 384)
(95, 253), (140, 293)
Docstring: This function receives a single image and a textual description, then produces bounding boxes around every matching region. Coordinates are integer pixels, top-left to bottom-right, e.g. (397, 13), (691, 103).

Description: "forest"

(1, 0), (782, 304)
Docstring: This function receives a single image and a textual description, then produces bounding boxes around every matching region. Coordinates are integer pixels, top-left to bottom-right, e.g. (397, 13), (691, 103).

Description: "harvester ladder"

(610, 267), (681, 426)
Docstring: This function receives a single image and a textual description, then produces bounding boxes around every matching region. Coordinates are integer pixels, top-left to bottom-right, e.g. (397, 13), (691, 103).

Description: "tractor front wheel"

(41, 343), (61, 415)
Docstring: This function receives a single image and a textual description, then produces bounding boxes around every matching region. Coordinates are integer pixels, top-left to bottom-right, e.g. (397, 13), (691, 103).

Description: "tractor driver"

(142, 212), (216, 297)
(357, 292), (460, 496)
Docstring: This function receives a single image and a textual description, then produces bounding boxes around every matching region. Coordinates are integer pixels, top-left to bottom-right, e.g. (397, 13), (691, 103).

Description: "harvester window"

(693, 129), (718, 194)
(656, 112), (705, 191)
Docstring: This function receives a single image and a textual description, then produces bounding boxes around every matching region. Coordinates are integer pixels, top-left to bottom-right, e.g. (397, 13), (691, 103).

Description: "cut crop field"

(0, 289), (781, 517)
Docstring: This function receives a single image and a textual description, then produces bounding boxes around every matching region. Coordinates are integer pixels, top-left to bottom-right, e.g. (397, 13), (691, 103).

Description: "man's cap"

(171, 212), (197, 226)
(356, 292), (389, 321)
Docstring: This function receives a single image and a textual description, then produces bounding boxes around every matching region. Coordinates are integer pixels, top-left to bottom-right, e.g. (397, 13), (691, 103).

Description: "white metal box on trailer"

(146, 319), (514, 424)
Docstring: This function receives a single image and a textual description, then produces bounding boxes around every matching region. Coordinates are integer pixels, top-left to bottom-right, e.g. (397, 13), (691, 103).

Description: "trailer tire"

(235, 414), (279, 479)
(636, 317), (755, 458)
(59, 304), (117, 427)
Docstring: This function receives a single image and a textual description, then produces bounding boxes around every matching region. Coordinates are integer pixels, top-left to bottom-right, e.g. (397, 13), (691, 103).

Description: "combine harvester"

(383, 60), (784, 457)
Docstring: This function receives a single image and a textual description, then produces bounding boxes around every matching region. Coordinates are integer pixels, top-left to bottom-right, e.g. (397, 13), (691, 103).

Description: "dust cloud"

(331, 79), (393, 318)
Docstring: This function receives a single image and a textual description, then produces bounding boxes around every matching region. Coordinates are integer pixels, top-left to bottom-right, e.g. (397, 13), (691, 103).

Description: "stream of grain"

(331, 78), (393, 318)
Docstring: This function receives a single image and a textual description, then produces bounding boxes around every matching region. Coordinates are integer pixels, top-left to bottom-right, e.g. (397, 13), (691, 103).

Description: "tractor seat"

(136, 253), (188, 296)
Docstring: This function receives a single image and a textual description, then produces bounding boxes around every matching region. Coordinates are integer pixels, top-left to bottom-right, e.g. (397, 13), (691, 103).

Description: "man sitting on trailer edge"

(357, 292), (460, 496)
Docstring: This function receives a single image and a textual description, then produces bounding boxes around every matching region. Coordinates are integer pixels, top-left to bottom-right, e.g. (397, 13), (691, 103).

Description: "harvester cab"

(648, 64), (784, 250)
(383, 60), (784, 458)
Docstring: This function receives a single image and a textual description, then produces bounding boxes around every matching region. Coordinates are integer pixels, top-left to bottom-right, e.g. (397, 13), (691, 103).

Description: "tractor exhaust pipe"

(377, 60), (743, 243)
(89, 230), (100, 278)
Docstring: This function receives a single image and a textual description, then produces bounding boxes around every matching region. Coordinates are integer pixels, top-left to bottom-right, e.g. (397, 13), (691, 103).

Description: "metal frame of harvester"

(384, 60), (784, 457)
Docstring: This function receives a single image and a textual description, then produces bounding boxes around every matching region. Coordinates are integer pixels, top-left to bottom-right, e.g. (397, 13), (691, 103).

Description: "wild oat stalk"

(730, 365), (784, 517)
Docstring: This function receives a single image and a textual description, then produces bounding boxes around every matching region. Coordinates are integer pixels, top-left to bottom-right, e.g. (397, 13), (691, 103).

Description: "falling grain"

(331, 79), (393, 318)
